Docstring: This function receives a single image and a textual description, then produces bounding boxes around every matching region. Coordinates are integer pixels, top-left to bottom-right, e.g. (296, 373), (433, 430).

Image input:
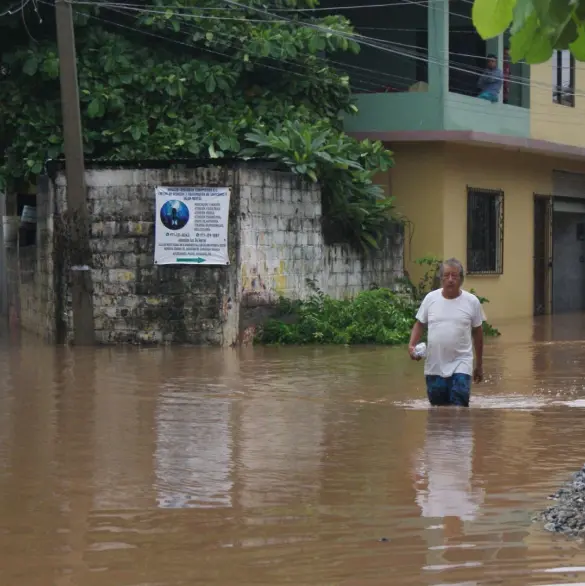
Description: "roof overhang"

(347, 130), (585, 163)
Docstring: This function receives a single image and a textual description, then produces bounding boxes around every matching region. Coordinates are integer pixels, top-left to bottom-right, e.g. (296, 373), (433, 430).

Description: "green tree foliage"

(0, 0), (395, 250)
(472, 0), (585, 63)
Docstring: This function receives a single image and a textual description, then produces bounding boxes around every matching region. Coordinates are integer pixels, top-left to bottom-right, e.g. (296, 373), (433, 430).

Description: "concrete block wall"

(18, 163), (404, 345)
(239, 168), (404, 323)
(4, 178), (57, 340)
(53, 167), (240, 345)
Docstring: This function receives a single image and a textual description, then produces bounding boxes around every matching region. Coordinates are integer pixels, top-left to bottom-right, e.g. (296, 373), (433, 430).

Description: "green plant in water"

(256, 257), (500, 345)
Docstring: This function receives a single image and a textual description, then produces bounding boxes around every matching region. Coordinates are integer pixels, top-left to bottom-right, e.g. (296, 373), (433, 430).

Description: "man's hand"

(408, 321), (425, 361)
(408, 345), (422, 361)
(473, 365), (483, 383)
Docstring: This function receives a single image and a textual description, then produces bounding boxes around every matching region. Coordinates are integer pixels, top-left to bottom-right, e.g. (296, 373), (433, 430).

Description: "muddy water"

(2, 316), (585, 585)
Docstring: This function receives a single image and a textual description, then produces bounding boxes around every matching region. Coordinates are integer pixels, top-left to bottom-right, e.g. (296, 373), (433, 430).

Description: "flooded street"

(3, 316), (585, 585)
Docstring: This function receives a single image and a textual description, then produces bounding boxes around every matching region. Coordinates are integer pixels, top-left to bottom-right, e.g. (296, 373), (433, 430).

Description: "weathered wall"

(238, 169), (404, 333)
(53, 167), (240, 345)
(388, 140), (585, 321)
(388, 142), (446, 286)
(16, 164), (404, 345)
(5, 178), (57, 340)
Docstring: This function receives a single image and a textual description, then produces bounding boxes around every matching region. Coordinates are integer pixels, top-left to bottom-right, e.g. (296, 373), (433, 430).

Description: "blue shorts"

(425, 373), (472, 407)
(478, 91), (498, 103)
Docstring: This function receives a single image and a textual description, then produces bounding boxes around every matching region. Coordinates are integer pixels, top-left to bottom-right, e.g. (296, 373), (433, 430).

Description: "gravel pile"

(538, 465), (585, 538)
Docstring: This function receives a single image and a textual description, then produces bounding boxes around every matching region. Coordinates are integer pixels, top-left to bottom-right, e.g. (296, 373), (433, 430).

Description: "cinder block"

(108, 269), (136, 283)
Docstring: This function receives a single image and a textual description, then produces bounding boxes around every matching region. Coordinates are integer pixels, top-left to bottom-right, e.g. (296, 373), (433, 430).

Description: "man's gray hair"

(439, 258), (465, 283)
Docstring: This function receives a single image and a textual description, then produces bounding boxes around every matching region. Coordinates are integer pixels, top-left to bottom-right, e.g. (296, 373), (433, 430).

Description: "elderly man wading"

(408, 258), (484, 407)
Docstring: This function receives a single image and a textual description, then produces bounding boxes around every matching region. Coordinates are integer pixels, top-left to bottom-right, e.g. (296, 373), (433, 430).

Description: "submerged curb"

(537, 465), (585, 538)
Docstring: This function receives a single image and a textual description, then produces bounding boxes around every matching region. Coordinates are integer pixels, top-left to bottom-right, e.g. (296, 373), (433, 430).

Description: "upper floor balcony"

(324, 0), (531, 138)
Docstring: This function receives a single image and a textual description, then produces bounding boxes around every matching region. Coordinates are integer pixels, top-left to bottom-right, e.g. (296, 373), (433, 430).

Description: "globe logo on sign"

(160, 200), (189, 230)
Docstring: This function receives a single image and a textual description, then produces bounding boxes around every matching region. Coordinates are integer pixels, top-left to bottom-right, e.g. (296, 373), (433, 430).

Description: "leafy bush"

(242, 121), (395, 251)
(256, 257), (501, 345)
(256, 286), (417, 345)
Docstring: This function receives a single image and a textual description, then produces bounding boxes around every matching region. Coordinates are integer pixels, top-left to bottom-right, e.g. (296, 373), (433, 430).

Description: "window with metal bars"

(552, 49), (575, 107)
(466, 187), (504, 275)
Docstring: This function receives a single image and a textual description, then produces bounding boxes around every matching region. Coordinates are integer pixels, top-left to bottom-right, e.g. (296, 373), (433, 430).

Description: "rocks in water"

(538, 464), (585, 538)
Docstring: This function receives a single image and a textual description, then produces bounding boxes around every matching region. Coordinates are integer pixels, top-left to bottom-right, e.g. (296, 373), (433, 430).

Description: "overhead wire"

(30, 0), (585, 128)
(53, 0), (580, 121)
(70, 2), (502, 75)
(81, 0), (585, 98)
(47, 2), (377, 93)
(85, 2), (585, 128)
(70, 0), (430, 12)
(96, 3), (488, 83)
(102, 2), (416, 93)
(0, 0), (33, 18)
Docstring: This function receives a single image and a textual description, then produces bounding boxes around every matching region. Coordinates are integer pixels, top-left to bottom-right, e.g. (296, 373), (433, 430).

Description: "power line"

(63, 0), (584, 120)
(47, 0), (585, 104)
(62, 4), (375, 93)
(71, 0), (430, 12)
(0, 0), (32, 18)
(102, 0), (581, 96)
(82, 4), (585, 128)
(30, 1), (585, 128)
(69, 1), (521, 85)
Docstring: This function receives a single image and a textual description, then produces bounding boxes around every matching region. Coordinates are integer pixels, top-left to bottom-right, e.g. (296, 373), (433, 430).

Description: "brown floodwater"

(2, 315), (585, 585)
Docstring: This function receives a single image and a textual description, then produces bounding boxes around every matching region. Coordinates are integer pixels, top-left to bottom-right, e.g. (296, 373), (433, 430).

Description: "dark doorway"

(552, 203), (585, 312)
(533, 196), (549, 315)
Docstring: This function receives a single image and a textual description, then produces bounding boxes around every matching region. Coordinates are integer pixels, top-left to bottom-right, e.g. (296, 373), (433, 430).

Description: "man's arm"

(408, 320), (425, 361)
(472, 325), (484, 382)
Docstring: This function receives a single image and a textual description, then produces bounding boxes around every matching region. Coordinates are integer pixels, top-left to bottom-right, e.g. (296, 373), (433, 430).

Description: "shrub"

(255, 257), (501, 345)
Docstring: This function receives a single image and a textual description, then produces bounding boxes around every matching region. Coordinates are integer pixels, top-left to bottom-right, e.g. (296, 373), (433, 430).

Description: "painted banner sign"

(154, 186), (231, 265)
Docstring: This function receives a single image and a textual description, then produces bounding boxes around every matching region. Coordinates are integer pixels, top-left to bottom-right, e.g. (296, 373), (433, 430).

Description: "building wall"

(388, 142), (446, 285)
(387, 142), (585, 321)
(239, 170), (404, 331)
(442, 144), (551, 320)
(5, 178), (57, 340)
(42, 165), (404, 345)
(530, 59), (585, 148)
(53, 167), (241, 346)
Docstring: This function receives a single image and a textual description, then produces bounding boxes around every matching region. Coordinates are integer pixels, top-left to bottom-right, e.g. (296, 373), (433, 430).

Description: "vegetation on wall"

(255, 257), (501, 345)
(0, 0), (395, 251)
(472, 0), (585, 63)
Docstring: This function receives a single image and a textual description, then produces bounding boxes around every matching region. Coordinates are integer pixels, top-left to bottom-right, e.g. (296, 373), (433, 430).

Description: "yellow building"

(336, 0), (585, 321)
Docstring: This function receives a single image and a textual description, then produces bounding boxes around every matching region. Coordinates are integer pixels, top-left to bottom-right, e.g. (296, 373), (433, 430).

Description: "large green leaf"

(473, 0), (517, 39)
(569, 26), (585, 60)
(510, 11), (553, 62)
(87, 98), (102, 118)
(511, 0), (534, 33)
(22, 56), (38, 76)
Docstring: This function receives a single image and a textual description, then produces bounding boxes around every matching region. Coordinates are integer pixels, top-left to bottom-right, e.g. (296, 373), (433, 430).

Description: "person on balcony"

(477, 54), (503, 103)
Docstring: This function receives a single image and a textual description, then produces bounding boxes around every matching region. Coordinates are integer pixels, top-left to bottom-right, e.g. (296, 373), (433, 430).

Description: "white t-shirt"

(416, 289), (484, 377)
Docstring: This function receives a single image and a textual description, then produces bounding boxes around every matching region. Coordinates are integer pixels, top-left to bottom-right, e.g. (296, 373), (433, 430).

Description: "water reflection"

(2, 318), (585, 584)
(414, 409), (484, 522)
(155, 383), (233, 509)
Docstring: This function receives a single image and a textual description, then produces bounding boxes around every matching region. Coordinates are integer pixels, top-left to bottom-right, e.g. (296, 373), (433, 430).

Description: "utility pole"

(55, 0), (95, 345)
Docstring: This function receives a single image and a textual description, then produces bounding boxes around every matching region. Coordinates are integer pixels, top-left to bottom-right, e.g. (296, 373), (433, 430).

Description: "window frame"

(466, 186), (504, 276)
(552, 49), (575, 107)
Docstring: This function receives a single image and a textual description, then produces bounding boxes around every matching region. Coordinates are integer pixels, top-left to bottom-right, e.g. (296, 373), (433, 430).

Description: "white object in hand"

(414, 342), (427, 358)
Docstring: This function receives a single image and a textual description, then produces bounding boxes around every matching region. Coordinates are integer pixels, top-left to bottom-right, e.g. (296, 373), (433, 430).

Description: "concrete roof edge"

(347, 130), (585, 161)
